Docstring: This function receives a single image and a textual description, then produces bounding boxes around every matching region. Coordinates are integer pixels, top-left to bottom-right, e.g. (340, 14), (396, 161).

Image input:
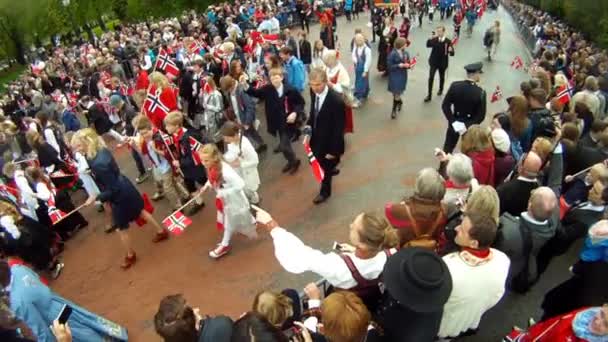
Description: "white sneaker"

(209, 245), (231, 259)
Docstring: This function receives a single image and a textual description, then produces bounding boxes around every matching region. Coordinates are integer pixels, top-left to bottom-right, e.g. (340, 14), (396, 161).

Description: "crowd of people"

(0, 0), (607, 341)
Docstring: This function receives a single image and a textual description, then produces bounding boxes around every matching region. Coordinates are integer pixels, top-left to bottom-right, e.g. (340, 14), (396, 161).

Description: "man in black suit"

(578, 120), (608, 149)
(424, 26), (455, 102)
(304, 68), (346, 204)
(497, 152), (542, 216)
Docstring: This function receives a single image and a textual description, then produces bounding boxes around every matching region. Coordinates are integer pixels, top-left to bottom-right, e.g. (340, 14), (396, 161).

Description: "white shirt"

(269, 17), (281, 34)
(230, 92), (241, 123)
(315, 85), (329, 112)
(14, 171), (37, 209)
(270, 227), (394, 288)
(352, 45), (372, 73)
(147, 140), (171, 174)
(224, 136), (260, 190)
(276, 84), (284, 98)
(439, 249), (510, 338)
(43, 126), (60, 155)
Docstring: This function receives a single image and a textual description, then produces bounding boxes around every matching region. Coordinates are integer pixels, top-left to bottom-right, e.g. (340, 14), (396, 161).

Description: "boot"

(396, 99), (403, 112)
(390, 99), (398, 119)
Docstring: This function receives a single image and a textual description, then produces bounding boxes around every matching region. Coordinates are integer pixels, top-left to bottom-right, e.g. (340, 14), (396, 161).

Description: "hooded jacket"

(467, 148), (495, 186)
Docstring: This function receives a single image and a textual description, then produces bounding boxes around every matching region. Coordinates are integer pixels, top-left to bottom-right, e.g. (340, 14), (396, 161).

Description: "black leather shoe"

(437, 90), (443, 96)
(289, 159), (301, 174)
(424, 96), (432, 102)
(313, 194), (328, 205)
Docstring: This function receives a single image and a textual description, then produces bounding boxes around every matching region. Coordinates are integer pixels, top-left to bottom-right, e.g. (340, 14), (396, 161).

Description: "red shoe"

(120, 253), (137, 270)
(209, 245), (231, 259)
(152, 230), (169, 243)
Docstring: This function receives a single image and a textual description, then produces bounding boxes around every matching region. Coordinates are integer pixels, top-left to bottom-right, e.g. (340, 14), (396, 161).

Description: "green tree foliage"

(523, 0), (608, 48)
(0, 0), (217, 63)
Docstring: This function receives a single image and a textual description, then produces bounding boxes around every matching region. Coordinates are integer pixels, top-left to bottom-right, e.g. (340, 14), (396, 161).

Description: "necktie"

(314, 95), (320, 128)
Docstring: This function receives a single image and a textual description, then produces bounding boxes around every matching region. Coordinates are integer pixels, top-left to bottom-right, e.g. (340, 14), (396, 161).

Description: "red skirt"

(345, 106), (354, 134)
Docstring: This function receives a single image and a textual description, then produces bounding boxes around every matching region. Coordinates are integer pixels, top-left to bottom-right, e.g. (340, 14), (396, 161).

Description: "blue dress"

(89, 148), (144, 229)
(354, 46), (370, 100)
(9, 264), (128, 341)
(387, 49), (409, 95)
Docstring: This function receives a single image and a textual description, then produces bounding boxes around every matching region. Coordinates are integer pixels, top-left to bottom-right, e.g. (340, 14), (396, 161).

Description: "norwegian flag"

(143, 89), (171, 118)
(451, 36), (459, 47)
(189, 40), (206, 55)
(0, 184), (19, 203)
(304, 142), (324, 183)
(47, 197), (68, 225)
(215, 197), (224, 231)
(491, 86), (503, 103)
(511, 56), (524, 70)
(408, 56), (418, 69)
(155, 49), (180, 77)
(188, 136), (203, 166)
(556, 82), (574, 105)
(254, 66), (267, 89)
(159, 131), (173, 147)
(162, 211), (192, 235)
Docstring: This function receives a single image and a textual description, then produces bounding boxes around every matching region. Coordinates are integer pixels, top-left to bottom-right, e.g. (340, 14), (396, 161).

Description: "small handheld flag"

(491, 86), (503, 103)
(510, 56), (524, 70)
(304, 142), (324, 183)
(162, 211), (192, 235)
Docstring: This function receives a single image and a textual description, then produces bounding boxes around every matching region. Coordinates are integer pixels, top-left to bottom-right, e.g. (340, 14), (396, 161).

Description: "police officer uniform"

(441, 62), (487, 153)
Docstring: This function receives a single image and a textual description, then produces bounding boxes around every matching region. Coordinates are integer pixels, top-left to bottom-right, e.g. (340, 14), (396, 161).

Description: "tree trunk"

(85, 23), (95, 43)
(14, 36), (26, 64)
(97, 16), (106, 31)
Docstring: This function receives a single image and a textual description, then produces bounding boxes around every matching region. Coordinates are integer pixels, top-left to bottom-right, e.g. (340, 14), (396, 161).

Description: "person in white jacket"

(198, 144), (257, 259)
(220, 121), (261, 204)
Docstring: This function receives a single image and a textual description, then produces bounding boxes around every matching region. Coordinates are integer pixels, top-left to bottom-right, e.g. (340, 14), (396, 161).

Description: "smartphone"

(332, 241), (342, 251)
(56, 304), (73, 325)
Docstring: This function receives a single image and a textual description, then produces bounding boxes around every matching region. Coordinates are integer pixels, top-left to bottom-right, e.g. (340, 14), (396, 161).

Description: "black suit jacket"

(299, 40), (312, 65)
(307, 88), (345, 158)
(497, 179), (539, 216)
(426, 37), (455, 68)
(246, 82), (305, 136)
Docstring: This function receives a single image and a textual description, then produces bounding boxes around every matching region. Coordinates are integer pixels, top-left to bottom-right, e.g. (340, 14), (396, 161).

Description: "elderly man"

(438, 211), (510, 339)
(571, 76), (602, 118)
(497, 152), (542, 216)
(495, 187), (558, 293)
(443, 153), (478, 217)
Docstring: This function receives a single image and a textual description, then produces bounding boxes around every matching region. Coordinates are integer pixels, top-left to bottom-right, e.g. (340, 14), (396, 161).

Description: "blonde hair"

(150, 71), (170, 90)
(71, 128), (106, 159)
(321, 292), (371, 342)
(252, 291), (293, 327)
(531, 137), (553, 162)
(322, 50), (338, 66)
(199, 143), (222, 169)
(358, 213), (399, 252)
(0, 201), (21, 222)
(2, 162), (17, 179)
(466, 185), (500, 224)
(164, 111), (185, 127)
(133, 114), (152, 132)
(460, 125), (492, 155)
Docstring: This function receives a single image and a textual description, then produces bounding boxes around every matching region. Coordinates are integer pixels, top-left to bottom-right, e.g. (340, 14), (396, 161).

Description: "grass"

(0, 64), (27, 89)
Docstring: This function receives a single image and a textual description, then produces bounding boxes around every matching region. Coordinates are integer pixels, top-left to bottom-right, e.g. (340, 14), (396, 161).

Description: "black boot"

(391, 99), (398, 119)
(396, 99), (403, 112)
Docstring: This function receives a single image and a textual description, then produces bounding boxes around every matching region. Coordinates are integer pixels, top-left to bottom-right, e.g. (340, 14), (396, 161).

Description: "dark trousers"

(428, 64), (447, 96)
(442, 125), (460, 154)
(300, 15), (309, 33)
(319, 156), (339, 197)
(244, 127), (265, 149)
(279, 130), (297, 164)
(131, 147), (146, 176)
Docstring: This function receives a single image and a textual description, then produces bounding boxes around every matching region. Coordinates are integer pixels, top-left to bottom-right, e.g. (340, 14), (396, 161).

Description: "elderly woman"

(324, 50), (354, 133)
(385, 168), (447, 250)
(491, 128), (515, 185)
(443, 153), (478, 218)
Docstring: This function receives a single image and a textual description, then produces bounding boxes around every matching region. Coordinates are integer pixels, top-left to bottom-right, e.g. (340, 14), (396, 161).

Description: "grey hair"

(446, 153), (474, 186)
(414, 168), (446, 201)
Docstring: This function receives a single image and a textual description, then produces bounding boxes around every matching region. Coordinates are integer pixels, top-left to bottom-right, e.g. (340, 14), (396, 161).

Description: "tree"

(112, 0), (129, 20)
(0, 0), (39, 64)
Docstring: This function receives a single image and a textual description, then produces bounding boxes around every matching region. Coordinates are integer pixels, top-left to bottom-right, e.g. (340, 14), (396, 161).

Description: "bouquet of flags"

(491, 86), (503, 103)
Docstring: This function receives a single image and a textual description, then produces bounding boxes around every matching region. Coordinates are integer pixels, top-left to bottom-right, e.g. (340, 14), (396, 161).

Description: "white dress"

(223, 136), (260, 192)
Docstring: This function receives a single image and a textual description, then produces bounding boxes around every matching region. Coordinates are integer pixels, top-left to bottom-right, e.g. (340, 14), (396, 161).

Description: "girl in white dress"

(220, 121), (261, 204)
(198, 144), (257, 259)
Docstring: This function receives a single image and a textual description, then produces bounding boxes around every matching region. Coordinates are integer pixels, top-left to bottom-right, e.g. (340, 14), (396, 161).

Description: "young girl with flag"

(198, 144), (257, 259)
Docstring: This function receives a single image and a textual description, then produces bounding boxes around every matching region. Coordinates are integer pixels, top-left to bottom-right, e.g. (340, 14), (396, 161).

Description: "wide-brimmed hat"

(383, 247), (452, 313)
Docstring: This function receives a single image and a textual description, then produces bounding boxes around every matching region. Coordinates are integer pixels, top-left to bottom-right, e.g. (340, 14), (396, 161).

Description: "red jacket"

(504, 308), (589, 342)
(135, 70), (150, 91)
(468, 148), (495, 186)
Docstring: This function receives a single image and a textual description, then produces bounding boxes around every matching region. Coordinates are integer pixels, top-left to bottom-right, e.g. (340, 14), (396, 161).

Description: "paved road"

(51, 6), (580, 341)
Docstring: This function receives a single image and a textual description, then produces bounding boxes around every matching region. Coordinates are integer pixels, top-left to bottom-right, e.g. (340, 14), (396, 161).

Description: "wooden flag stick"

(14, 158), (37, 165)
(566, 166), (593, 181)
(163, 183), (210, 221)
(53, 203), (87, 225)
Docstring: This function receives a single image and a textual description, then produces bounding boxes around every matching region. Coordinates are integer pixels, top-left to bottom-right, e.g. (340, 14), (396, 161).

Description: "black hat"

(383, 247), (452, 313)
(464, 62), (484, 74)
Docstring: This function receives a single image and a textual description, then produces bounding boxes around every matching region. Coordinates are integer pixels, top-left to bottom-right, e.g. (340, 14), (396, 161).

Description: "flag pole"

(53, 203), (87, 225)
(14, 158), (38, 165)
(163, 183), (210, 221)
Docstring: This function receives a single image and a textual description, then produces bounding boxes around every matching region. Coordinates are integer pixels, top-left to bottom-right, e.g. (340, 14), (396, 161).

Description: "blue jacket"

(580, 235), (608, 262)
(284, 56), (306, 92)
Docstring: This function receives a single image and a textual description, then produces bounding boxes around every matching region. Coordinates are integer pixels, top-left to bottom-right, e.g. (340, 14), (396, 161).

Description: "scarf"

(208, 166), (224, 231)
(572, 308), (606, 342)
(459, 248), (492, 266)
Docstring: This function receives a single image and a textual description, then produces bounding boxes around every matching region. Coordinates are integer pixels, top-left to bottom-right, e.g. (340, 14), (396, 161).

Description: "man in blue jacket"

(279, 46), (306, 93)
